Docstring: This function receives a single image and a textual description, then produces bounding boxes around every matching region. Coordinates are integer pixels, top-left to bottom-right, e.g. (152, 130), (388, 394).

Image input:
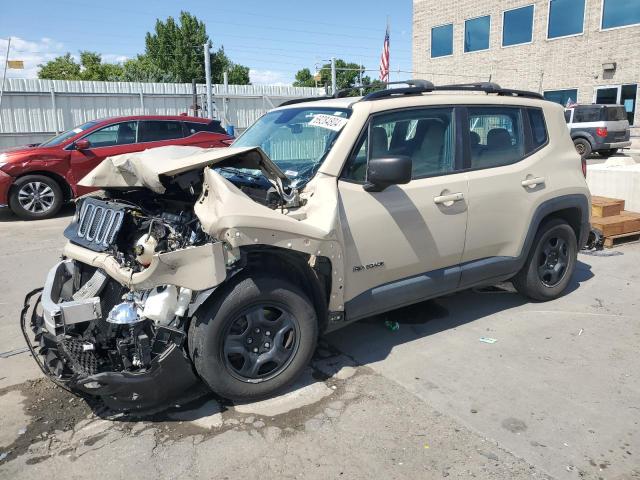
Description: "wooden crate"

(592, 213), (640, 237)
(591, 196), (625, 218)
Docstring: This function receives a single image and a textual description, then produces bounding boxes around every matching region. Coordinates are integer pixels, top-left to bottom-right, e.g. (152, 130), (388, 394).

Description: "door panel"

(462, 107), (548, 276)
(338, 106), (468, 314)
(339, 175), (469, 306)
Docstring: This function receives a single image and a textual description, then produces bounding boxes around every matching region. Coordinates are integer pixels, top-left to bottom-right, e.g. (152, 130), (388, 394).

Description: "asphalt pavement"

(0, 206), (638, 479)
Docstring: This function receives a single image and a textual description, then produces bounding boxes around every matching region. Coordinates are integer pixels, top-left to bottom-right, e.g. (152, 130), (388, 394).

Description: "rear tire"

(573, 138), (592, 159)
(598, 148), (618, 158)
(188, 274), (318, 401)
(512, 218), (578, 302)
(9, 175), (63, 220)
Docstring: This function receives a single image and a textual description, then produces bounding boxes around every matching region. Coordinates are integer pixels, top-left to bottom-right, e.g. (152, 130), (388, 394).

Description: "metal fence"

(0, 79), (325, 147)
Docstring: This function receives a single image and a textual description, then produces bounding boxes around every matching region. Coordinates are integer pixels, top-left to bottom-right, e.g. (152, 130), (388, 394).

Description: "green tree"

(144, 11), (250, 84)
(119, 55), (178, 83)
(78, 51), (123, 81)
(38, 51), (123, 81)
(293, 68), (316, 87)
(293, 59), (365, 92)
(38, 53), (81, 80)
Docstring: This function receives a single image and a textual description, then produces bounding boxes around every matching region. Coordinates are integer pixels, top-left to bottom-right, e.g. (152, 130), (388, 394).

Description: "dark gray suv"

(564, 104), (631, 158)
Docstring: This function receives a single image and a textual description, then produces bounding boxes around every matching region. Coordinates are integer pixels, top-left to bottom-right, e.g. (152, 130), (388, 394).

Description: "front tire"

(9, 175), (63, 220)
(189, 274), (318, 401)
(512, 219), (578, 301)
(573, 138), (592, 159)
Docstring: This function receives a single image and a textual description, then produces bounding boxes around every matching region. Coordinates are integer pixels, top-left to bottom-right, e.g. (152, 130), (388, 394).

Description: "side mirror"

(364, 156), (412, 192)
(74, 139), (90, 150)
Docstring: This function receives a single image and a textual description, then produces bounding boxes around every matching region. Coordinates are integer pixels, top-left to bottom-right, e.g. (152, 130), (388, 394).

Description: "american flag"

(379, 26), (390, 83)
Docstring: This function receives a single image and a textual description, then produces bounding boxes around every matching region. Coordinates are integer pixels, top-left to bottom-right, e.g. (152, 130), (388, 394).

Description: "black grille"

(58, 337), (98, 376)
(64, 198), (126, 252)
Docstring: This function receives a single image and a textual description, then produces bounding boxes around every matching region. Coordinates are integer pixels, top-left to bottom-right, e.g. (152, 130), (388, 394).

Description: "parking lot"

(0, 206), (638, 479)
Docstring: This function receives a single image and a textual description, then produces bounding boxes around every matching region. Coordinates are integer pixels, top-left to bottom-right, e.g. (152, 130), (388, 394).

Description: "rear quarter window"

(606, 106), (627, 121)
(527, 108), (548, 150)
(185, 121), (227, 135)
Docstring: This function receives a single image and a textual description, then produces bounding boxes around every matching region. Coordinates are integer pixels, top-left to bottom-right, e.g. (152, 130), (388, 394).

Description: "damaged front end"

(22, 144), (346, 410)
(20, 197), (212, 410)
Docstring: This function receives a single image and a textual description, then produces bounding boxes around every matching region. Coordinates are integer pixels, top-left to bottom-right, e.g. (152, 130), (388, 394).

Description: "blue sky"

(0, 0), (413, 85)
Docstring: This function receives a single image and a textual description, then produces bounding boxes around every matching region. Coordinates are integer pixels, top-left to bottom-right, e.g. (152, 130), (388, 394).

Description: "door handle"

(521, 177), (545, 188)
(434, 192), (465, 205)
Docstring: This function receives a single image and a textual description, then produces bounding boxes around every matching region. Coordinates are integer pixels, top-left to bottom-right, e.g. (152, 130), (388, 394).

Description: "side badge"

(353, 261), (384, 273)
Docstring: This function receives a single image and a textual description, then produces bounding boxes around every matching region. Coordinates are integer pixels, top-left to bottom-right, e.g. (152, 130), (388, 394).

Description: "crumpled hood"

(78, 145), (289, 194)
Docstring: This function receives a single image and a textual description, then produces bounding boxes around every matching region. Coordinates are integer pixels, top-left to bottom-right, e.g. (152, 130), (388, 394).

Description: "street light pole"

(330, 57), (337, 97)
(203, 42), (213, 119)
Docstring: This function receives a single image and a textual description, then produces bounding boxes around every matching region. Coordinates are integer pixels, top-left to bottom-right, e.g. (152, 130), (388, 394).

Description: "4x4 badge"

(353, 261), (385, 273)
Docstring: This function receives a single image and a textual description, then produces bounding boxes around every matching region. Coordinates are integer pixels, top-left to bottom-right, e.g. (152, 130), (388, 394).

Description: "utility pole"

(223, 70), (229, 128)
(191, 79), (198, 117)
(330, 57), (337, 97)
(0, 37), (11, 131)
(203, 42), (213, 119)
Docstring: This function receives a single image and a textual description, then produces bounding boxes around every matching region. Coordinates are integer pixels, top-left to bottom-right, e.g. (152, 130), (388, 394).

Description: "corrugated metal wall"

(0, 79), (324, 147)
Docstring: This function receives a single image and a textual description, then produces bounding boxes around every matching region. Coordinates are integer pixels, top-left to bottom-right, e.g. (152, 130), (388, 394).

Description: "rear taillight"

(220, 138), (234, 146)
(581, 157), (587, 178)
(595, 127), (608, 137)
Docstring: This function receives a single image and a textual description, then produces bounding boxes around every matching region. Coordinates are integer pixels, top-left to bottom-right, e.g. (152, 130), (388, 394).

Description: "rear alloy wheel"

(189, 275), (318, 401)
(512, 219), (578, 301)
(573, 138), (592, 159)
(9, 175), (64, 220)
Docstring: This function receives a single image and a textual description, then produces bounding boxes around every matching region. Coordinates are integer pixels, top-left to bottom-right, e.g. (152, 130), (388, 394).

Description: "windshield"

(40, 120), (100, 147)
(232, 107), (351, 186)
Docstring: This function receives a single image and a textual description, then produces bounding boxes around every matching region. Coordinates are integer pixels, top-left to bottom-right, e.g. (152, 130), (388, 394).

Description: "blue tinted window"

(431, 24), (454, 57)
(544, 89), (578, 106)
(548, 0), (585, 38)
(602, 0), (640, 29)
(503, 5), (534, 46)
(464, 16), (491, 52)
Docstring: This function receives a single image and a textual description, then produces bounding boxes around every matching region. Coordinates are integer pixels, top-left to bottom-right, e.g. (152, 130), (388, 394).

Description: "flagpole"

(0, 37), (11, 133)
(386, 16), (390, 85)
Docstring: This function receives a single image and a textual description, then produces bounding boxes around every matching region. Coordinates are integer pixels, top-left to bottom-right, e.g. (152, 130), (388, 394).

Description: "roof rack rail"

(360, 79), (435, 101)
(433, 82), (544, 99)
(278, 95), (333, 107)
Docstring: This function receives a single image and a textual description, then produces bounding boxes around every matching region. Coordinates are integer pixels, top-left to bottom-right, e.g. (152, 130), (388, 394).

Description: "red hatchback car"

(0, 115), (233, 219)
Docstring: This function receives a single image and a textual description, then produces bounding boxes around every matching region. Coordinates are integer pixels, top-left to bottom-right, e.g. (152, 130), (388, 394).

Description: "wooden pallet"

(603, 230), (640, 248)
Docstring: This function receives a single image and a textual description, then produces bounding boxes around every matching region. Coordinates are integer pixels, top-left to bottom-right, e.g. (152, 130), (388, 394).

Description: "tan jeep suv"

(22, 81), (590, 410)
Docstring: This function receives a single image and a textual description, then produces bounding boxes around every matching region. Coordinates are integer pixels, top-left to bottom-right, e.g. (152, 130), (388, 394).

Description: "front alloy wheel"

(189, 275), (318, 401)
(9, 174), (64, 220)
(223, 304), (299, 381)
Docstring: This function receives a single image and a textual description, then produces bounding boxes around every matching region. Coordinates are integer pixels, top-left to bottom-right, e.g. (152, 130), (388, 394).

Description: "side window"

(139, 121), (185, 143)
(564, 110), (572, 123)
(528, 108), (548, 150)
(342, 108), (456, 181)
(573, 107), (600, 123)
(84, 122), (137, 148)
(468, 107), (525, 169)
(186, 121), (227, 135)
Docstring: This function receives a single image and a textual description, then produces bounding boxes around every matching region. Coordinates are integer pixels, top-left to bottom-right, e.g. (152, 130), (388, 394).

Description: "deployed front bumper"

(21, 260), (201, 411)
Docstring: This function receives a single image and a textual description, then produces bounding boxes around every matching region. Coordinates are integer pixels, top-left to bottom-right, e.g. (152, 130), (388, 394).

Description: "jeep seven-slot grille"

(64, 198), (126, 252)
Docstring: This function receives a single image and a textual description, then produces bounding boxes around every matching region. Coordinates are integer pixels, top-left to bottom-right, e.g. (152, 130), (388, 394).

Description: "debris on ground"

(479, 337), (497, 344)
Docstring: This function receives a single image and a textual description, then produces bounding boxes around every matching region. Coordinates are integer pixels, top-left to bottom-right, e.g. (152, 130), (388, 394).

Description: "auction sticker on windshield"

(309, 114), (348, 132)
